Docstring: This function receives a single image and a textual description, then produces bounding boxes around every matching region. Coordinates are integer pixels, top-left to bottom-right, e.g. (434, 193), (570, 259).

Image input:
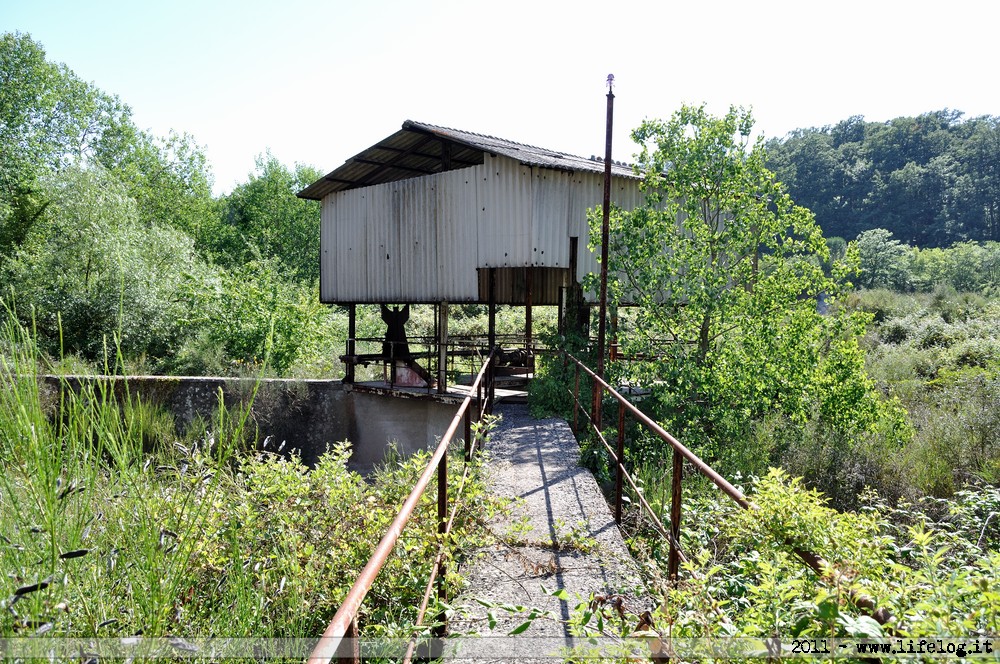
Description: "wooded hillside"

(766, 110), (1000, 245)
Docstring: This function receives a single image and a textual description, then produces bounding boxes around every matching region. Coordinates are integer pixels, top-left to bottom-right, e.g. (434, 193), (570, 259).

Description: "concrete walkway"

(448, 404), (648, 662)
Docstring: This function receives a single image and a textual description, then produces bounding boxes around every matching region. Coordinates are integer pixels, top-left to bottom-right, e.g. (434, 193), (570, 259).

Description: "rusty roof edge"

(296, 120), (641, 200)
(403, 119), (640, 177)
(296, 126), (416, 200)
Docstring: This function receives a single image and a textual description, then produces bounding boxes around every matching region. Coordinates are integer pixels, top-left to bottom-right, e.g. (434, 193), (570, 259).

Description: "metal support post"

(434, 451), (448, 637)
(346, 304), (356, 383)
(669, 447), (683, 585)
(615, 401), (625, 524)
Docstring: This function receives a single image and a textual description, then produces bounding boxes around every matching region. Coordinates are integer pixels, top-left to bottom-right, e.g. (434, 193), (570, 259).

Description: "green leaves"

(767, 111), (1000, 247)
(598, 104), (883, 463)
(218, 155), (321, 282)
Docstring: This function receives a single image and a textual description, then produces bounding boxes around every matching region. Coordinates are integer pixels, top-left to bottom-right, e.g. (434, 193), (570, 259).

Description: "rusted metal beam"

(464, 407), (472, 462)
(345, 304), (356, 383)
(669, 447), (683, 584)
(525, 267), (533, 350)
(377, 144), (480, 167)
(435, 447), (447, 637)
(615, 401), (625, 524)
(351, 135), (436, 188)
(572, 363), (580, 434)
(351, 157), (437, 175)
(593, 77), (615, 428)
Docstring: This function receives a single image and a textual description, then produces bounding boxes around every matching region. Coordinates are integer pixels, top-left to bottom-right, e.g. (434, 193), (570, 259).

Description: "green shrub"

(947, 336), (1000, 370)
(0, 315), (496, 639)
(646, 471), (999, 643)
(851, 288), (920, 323)
(879, 318), (911, 344)
(916, 319), (956, 349)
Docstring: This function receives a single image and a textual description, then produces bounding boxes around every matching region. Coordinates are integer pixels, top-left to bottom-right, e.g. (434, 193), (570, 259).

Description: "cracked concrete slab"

(448, 404), (649, 662)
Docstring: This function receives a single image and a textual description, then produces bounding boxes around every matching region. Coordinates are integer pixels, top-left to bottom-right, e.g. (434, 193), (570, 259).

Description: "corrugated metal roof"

(298, 120), (638, 200)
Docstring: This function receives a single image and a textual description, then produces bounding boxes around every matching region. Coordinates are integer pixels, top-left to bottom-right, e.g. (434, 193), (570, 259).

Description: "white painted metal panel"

(321, 190), (370, 302)
(614, 176), (645, 213)
(337, 189), (371, 301)
(568, 171), (604, 284)
(435, 165), (482, 301)
(320, 195), (337, 302)
(397, 177), (438, 301)
(365, 182), (402, 300)
(530, 167), (572, 268)
(477, 155), (532, 268)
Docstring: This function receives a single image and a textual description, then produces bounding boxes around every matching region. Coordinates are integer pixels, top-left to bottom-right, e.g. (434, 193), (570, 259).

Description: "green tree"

(1, 166), (205, 365)
(853, 228), (913, 290)
(219, 154), (321, 281)
(96, 126), (217, 243)
(766, 111), (1000, 247)
(172, 255), (333, 375)
(1, 32), (132, 259)
(599, 105), (886, 460)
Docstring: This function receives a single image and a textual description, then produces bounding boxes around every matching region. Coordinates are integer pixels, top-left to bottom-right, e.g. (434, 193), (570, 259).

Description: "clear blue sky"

(4, 0), (997, 195)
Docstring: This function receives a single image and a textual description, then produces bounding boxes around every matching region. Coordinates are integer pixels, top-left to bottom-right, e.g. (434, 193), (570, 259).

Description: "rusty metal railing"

(560, 350), (890, 624)
(308, 351), (496, 664)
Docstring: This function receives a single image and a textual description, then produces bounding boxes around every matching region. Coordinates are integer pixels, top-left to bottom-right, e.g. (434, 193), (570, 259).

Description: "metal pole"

(572, 363), (580, 434)
(435, 448), (448, 637)
(337, 616), (359, 664)
(668, 447), (683, 584)
(488, 268), (497, 353)
(437, 301), (448, 394)
(525, 267), (533, 351)
(594, 74), (615, 429)
(464, 407), (472, 461)
(615, 401), (625, 524)
(346, 304), (356, 383)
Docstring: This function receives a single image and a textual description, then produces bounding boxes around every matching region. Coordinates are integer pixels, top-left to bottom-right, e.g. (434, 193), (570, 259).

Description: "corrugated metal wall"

(319, 154), (644, 304)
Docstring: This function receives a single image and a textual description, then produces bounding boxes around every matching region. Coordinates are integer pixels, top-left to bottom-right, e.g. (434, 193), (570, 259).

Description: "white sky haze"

(3, 0), (997, 195)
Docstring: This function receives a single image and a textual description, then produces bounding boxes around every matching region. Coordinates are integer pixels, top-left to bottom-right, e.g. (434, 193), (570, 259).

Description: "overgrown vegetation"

(640, 471), (1000, 644)
(5, 29), (999, 653)
(530, 105), (999, 653)
(0, 316), (496, 640)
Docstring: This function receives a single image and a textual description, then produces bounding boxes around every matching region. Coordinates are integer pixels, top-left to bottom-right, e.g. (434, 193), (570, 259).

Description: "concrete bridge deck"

(449, 403), (648, 662)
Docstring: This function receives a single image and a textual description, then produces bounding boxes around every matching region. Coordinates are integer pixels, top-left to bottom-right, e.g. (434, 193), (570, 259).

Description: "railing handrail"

(564, 351), (749, 508)
(308, 351), (496, 664)
(559, 350), (890, 625)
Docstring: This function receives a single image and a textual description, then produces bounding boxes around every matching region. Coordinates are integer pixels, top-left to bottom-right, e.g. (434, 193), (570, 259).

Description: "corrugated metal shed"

(303, 121), (643, 305)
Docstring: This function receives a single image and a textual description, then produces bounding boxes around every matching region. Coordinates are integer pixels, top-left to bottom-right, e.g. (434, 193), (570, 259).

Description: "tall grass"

(0, 314), (496, 639)
(0, 314), (255, 636)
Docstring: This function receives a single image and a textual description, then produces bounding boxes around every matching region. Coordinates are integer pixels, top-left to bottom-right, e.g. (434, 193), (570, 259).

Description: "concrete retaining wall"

(43, 376), (467, 470)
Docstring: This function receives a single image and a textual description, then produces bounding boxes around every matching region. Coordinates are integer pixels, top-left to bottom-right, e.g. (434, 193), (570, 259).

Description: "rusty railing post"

(485, 360), (493, 417)
(615, 401), (625, 525)
(346, 304), (356, 383)
(591, 376), (602, 436)
(336, 616), (359, 664)
(435, 449), (448, 637)
(668, 447), (683, 585)
(572, 363), (580, 433)
(477, 365), (483, 417)
(464, 407), (472, 461)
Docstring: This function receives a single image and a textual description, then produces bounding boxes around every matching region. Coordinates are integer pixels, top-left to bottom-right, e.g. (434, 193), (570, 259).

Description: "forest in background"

(4, 31), (1000, 380)
(765, 110), (1000, 245)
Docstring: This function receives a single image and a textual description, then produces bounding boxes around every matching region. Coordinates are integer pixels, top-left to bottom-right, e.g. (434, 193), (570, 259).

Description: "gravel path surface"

(448, 403), (649, 662)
